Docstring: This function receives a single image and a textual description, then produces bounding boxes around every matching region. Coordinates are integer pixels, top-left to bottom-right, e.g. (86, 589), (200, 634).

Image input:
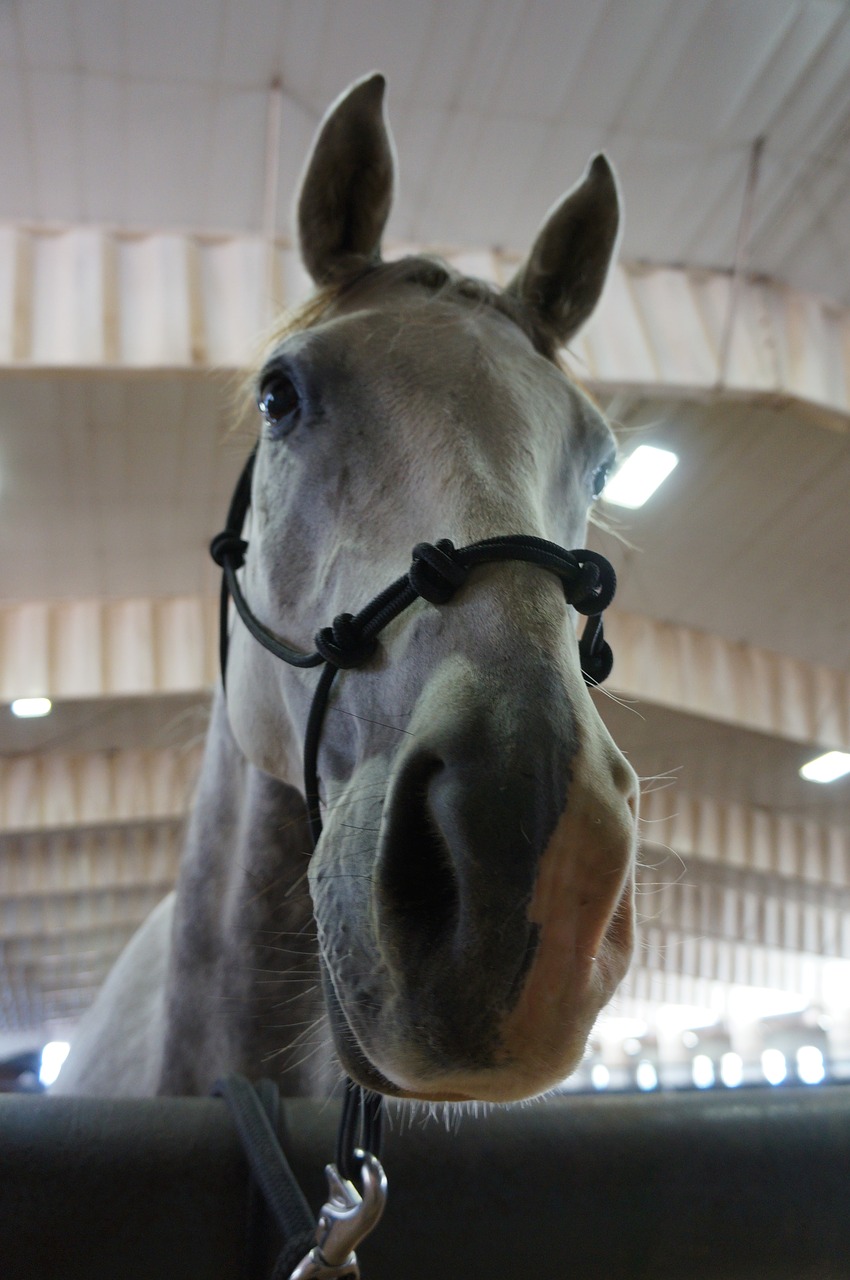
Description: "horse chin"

(322, 872), (635, 1105)
(389, 883), (633, 1104)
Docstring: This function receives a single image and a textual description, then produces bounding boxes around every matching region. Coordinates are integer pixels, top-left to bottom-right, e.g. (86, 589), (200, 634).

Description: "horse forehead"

(306, 290), (571, 417)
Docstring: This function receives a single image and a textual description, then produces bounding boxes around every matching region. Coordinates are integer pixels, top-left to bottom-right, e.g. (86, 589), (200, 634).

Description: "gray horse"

(56, 74), (638, 1104)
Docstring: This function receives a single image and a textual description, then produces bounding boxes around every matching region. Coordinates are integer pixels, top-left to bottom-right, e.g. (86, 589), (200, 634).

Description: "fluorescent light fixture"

(39, 1040), (70, 1087)
(590, 1063), (610, 1090)
(593, 1016), (648, 1042)
(761, 1048), (787, 1086)
(822, 960), (850, 1011)
(727, 985), (808, 1022)
(635, 1060), (658, 1091)
(601, 445), (679, 509)
(11, 697), (52, 718)
(800, 751), (850, 784)
(655, 1003), (719, 1034)
(796, 1045), (825, 1085)
(720, 1052), (744, 1088)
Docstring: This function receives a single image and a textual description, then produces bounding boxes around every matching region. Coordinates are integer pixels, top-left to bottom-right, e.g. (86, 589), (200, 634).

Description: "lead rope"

(210, 447), (617, 1278)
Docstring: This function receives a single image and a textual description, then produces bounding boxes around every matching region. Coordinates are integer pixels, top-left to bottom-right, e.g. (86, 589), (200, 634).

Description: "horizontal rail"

(2, 1087), (848, 1278)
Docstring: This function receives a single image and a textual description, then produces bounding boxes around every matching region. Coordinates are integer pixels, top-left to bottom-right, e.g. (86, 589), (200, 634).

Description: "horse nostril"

(378, 755), (460, 939)
(610, 750), (639, 809)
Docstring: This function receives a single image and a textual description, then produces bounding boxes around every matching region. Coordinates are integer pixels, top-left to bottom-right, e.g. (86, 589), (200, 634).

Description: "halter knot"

(210, 531), (249, 571)
(315, 613), (378, 669)
(578, 614), (614, 685)
(569, 552), (617, 616)
(409, 540), (469, 604)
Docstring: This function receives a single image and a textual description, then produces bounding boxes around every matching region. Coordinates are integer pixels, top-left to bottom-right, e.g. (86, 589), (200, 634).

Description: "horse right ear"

(505, 154), (620, 346)
(297, 73), (395, 285)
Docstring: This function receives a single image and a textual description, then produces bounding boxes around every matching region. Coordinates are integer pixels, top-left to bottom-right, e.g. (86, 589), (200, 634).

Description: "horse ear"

(505, 154), (620, 345)
(297, 73), (395, 285)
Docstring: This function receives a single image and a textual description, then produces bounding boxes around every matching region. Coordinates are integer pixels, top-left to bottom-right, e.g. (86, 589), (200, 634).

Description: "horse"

(55, 73), (639, 1105)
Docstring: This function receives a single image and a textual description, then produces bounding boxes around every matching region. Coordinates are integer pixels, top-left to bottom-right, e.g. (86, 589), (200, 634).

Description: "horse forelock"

(252, 254), (561, 385)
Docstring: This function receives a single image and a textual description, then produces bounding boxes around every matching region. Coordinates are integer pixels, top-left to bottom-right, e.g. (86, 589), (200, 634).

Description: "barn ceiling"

(1, 0), (849, 1086)
(3, 0), (850, 303)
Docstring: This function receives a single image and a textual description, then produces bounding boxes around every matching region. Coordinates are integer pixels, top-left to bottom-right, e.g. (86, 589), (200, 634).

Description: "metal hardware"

(289, 1150), (388, 1280)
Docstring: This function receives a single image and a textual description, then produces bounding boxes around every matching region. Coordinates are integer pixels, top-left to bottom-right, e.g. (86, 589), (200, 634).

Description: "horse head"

(224, 74), (638, 1103)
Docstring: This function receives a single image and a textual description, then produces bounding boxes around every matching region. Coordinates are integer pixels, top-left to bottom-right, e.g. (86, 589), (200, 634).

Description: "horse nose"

(374, 717), (638, 970)
(373, 724), (570, 989)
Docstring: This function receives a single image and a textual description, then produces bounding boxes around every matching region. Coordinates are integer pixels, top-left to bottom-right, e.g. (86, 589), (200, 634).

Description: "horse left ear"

(505, 154), (620, 345)
(297, 72), (395, 285)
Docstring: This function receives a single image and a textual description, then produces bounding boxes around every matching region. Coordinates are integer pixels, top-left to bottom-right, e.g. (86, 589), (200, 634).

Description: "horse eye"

(591, 462), (611, 499)
(258, 374), (301, 436)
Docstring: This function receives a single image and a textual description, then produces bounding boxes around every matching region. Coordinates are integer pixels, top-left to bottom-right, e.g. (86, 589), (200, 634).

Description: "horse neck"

(158, 689), (332, 1096)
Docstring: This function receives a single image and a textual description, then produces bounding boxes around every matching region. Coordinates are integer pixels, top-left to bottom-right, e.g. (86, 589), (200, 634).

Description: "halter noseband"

(210, 446), (617, 850)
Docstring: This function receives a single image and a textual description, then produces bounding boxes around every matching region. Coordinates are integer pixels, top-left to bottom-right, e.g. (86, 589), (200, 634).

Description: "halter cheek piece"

(210, 446), (617, 851)
(210, 446), (617, 1278)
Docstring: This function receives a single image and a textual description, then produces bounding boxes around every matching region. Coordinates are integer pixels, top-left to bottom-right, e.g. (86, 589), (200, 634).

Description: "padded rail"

(2, 1086), (849, 1279)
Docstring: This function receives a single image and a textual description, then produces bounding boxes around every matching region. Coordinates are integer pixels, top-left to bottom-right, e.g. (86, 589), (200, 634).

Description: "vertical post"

(716, 135), (765, 389)
(262, 78), (285, 306)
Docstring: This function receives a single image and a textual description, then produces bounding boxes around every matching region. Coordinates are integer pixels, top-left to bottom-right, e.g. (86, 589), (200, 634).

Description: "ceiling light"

(39, 1040), (70, 1087)
(692, 1054), (715, 1089)
(593, 1016), (648, 1042)
(799, 751), (850, 784)
(590, 1063), (610, 1090)
(601, 444), (678, 508)
(727, 986), (808, 1021)
(635, 1060), (658, 1091)
(11, 697), (53, 718)
(796, 1045), (825, 1085)
(655, 1003), (719, 1034)
(720, 1052), (744, 1088)
(761, 1048), (787, 1086)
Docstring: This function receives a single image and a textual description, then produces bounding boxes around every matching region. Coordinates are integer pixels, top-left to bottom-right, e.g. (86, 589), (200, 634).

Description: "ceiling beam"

(1, 224), (848, 427)
(0, 747), (201, 834)
(4, 596), (848, 750)
(605, 609), (850, 751)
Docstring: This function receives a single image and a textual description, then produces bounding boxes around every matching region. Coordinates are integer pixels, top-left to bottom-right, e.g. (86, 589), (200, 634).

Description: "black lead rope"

(212, 1075), (317, 1277)
(210, 447), (618, 1273)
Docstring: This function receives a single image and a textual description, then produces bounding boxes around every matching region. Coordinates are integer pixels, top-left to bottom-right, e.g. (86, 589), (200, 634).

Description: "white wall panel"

(0, 597), (217, 701)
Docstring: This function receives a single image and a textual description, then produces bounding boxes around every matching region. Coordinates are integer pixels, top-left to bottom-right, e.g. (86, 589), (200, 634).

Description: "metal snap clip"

(289, 1150), (388, 1279)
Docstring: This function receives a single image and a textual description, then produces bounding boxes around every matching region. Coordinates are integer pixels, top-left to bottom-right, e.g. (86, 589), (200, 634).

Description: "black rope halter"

(209, 444), (618, 1230)
(210, 447), (617, 850)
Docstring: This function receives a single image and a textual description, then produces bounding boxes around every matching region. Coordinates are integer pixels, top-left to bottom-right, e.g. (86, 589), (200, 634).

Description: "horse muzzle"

(311, 659), (639, 1102)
